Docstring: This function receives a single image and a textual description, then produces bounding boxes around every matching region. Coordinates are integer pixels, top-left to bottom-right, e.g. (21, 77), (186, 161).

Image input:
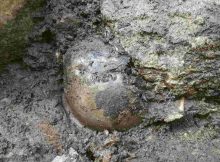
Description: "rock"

(101, 0), (220, 99)
(64, 0), (220, 130)
(64, 37), (142, 130)
(0, 98), (11, 106)
(24, 43), (57, 70)
(152, 97), (185, 123)
(1, 0), (220, 161)
(52, 155), (68, 162)
(69, 147), (78, 157)
(52, 148), (80, 162)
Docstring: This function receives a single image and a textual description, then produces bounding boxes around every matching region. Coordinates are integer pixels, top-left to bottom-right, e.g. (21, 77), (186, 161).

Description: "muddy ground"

(1, 0), (220, 162)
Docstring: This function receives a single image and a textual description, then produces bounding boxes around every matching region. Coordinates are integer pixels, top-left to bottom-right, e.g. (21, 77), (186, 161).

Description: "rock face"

(64, 0), (220, 130)
(1, 0), (220, 161)
(101, 0), (220, 99)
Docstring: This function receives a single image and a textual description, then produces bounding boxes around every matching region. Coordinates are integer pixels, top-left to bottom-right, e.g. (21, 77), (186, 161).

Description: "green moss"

(169, 14), (202, 40)
(65, 18), (82, 26)
(211, 149), (220, 155)
(139, 31), (164, 41)
(0, 0), (46, 73)
(168, 12), (192, 19)
(179, 126), (218, 141)
(133, 15), (150, 21)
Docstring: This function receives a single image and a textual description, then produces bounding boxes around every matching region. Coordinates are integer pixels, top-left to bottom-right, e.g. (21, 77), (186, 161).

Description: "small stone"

(52, 155), (68, 162)
(69, 147), (78, 156)
(0, 98), (11, 105)
(63, 37), (142, 131)
(104, 130), (109, 136)
(164, 113), (184, 123)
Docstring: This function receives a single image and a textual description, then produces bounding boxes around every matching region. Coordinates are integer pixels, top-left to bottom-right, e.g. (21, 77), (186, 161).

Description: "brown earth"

(0, 0), (25, 27)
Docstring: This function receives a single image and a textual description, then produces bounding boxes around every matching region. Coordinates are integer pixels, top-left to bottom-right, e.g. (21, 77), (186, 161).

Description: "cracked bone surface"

(64, 0), (220, 130)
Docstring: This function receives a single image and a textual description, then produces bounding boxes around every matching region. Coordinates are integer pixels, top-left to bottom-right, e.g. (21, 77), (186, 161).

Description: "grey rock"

(101, 0), (220, 100)
(1, 0), (220, 162)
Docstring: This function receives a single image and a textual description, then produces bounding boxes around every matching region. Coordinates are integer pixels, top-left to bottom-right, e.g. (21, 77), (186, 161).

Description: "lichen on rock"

(101, 0), (220, 100)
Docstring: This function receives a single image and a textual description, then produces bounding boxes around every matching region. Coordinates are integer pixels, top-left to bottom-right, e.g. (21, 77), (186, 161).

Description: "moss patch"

(0, 0), (46, 72)
(179, 126), (218, 141)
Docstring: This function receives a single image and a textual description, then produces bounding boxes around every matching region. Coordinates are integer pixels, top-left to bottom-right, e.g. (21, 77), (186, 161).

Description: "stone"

(64, 0), (220, 130)
(101, 0), (220, 99)
(52, 148), (80, 162)
(64, 37), (142, 130)
(52, 155), (68, 162)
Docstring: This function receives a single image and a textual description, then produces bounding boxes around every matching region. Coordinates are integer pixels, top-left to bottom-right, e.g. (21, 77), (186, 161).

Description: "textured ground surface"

(1, 0), (220, 161)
